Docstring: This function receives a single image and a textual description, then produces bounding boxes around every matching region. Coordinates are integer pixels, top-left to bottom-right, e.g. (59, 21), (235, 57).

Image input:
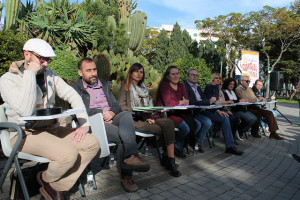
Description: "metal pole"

(220, 60), (223, 76)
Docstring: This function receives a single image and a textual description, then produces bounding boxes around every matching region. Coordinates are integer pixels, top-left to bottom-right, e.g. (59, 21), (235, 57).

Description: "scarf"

(224, 90), (237, 101)
(130, 83), (151, 108)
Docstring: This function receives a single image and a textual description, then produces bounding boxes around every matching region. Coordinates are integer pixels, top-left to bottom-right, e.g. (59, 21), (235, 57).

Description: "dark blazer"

(72, 77), (122, 116)
(204, 84), (220, 100)
(184, 81), (210, 106)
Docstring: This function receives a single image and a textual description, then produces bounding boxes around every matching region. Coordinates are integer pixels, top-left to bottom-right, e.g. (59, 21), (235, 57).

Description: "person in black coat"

(184, 69), (243, 155)
(222, 78), (257, 139)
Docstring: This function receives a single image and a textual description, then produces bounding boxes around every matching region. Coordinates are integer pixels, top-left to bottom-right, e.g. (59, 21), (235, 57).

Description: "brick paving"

(1, 102), (300, 200)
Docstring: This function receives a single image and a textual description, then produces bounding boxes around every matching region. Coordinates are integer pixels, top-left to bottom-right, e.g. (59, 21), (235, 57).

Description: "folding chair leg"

(77, 180), (85, 197)
(207, 131), (215, 148)
(0, 150), (16, 191)
(154, 137), (162, 162)
(138, 138), (146, 150)
(14, 156), (30, 200)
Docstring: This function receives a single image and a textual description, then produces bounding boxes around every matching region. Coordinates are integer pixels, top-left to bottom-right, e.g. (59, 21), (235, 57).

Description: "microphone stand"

(272, 91), (293, 125)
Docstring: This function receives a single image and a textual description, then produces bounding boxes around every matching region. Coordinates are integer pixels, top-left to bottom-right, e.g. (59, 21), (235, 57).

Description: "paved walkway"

(1, 102), (300, 200)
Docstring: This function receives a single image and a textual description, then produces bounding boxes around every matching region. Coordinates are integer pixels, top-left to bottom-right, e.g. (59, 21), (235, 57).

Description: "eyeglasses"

(243, 80), (250, 83)
(190, 74), (199, 77)
(30, 52), (53, 64)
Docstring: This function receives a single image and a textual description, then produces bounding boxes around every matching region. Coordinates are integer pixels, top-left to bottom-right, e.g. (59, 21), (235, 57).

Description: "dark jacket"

(204, 84), (220, 100)
(184, 81), (210, 106)
(72, 77), (122, 117)
(223, 90), (239, 103)
(252, 86), (263, 98)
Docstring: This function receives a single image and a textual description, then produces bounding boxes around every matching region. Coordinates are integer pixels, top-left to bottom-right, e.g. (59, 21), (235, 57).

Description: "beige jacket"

(0, 60), (90, 139)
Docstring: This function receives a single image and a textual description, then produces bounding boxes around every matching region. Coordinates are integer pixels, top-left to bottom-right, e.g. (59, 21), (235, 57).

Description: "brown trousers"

(11, 126), (100, 191)
(249, 108), (279, 135)
(134, 118), (175, 149)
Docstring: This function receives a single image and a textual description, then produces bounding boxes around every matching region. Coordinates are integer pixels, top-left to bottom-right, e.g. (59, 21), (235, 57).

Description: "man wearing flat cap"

(0, 38), (100, 199)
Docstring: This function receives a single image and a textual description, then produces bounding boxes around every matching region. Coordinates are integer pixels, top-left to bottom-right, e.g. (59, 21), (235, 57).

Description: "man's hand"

(257, 97), (266, 102)
(210, 97), (217, 104)
(217, 110), (229, 117)
(226, 110), (233, 115)
(72, 126), (89, 142)
(27, 61), (42, 72)
(103, 110), (115, 122)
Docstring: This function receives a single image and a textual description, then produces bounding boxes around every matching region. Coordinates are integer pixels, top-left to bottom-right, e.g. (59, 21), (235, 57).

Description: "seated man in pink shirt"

(73, 58), (149, 192)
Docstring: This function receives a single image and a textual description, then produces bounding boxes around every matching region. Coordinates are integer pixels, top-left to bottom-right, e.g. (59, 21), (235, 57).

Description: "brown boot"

(269, 132), (284, 140)
(121, 176), (138, 192)
(122, 155), (150, 172)
(37, 171), (65, 200)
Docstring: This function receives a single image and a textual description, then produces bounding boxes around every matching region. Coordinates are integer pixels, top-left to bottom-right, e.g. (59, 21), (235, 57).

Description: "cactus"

(0, 0), (3, 24)
(4, 0), (21, 30)
(107, 15), (117, 30)
(94, 54), (111, 81)
(118, 0), (132, 26)
(127, 11), (147, 56)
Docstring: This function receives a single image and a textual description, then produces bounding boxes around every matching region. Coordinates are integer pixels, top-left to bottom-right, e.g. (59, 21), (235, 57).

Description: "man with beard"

(72, 58), (150, 193)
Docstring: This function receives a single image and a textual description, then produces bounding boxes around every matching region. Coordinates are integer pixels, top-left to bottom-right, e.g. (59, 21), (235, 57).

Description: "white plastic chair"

(135, 130), (162, 161)
(0, 105), (87, 199)
(0, 105), (50, 200)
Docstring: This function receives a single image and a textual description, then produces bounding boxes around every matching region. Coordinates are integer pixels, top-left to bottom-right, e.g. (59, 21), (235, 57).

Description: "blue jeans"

(202, 110), (235, 148)
(175, 119), (201, 150)
(194, 113), (212, 145)
(237, 111), (257, 133)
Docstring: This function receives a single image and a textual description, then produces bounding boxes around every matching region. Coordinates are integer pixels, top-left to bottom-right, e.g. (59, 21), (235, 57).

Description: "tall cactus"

(0, 0), (3, 24)
(128, 11), (147, 56)
(4, 0), (21, 30)
(94, 54), (111, 81)
(118, 0), (133, 26)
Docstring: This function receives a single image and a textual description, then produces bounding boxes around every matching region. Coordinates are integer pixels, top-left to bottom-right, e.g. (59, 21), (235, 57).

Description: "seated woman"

(155, 66), (201, 158)
(118, 63), (181, 177)
(204, 74), (240, 142)
(222, 78), (257, 139)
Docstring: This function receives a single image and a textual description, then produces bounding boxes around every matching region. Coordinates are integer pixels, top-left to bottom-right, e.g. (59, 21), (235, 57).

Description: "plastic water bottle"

(144, 146), (149, 157)
(109, 153), (115, 168)
(86, 171), (96, 191)
(132, 171), (139, 176)
(194, 144), (199, 156)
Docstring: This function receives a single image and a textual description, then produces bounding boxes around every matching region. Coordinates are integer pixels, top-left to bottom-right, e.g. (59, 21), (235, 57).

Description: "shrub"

(171, 54), (211, 89)
(0, 31), (27, 76)
(48, 49), (81, 84)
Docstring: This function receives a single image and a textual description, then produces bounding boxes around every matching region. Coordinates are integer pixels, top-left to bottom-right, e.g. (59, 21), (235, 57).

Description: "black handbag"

(9, 163), (48, 200)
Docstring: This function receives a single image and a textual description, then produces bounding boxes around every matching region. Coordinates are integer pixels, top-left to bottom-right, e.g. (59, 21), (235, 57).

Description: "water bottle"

(86, 170), (96, 191)
(194, 144), (199, 156)
(109, 153), (115, 168)
(144, 146), (149, 157)
(132, 171), (139, 176)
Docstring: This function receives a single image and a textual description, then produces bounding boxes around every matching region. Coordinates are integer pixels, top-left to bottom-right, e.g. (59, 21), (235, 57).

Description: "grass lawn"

(277, 97), (298, 104)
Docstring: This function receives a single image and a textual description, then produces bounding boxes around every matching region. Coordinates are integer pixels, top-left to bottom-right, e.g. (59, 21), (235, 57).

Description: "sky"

(0, 0), (295, 29)
(136, 0), (295, 29)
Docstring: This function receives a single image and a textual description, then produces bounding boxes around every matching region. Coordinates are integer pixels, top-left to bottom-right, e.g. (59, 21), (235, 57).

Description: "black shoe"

(161, 155), (179, 167)
(166, 157), (181, 177)
(198, 145), (205, 153)
(292, 154), (300, 163)
(234, 140), (239, 145)
(225, 146), (244, 156)
(238, 130), (244, 139)
(174, 148), (186, 158)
